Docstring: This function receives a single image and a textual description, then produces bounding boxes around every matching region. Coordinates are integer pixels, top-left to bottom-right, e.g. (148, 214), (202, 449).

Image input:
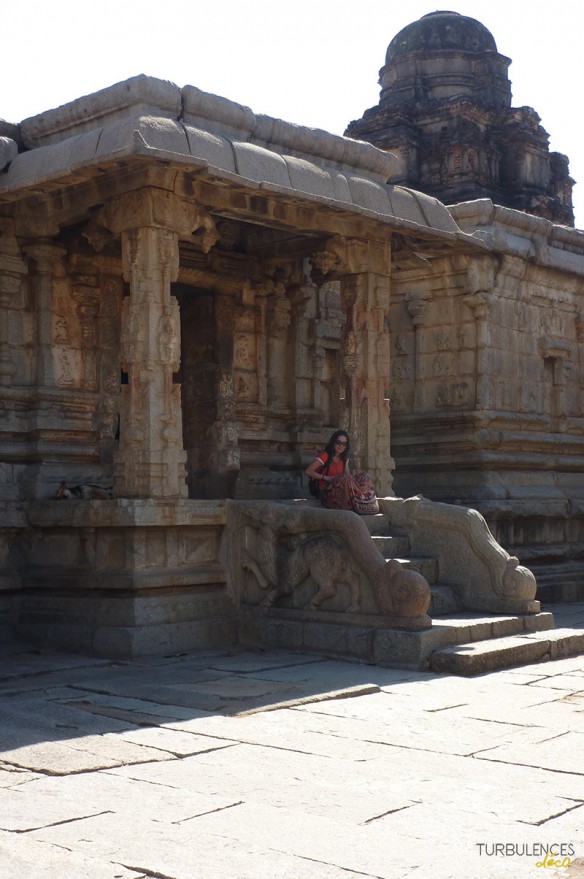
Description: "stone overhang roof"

(450, 200), (584, 278)
(0, 75), (485, 249)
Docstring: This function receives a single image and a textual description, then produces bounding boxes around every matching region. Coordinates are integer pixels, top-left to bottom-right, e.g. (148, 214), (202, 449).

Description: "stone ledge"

(23, 563), (228, 591)
(25, 498), (228, 528)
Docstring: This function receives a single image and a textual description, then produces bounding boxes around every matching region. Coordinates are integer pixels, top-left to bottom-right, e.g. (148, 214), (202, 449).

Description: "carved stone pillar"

(0, 220), (27, 386)
(312, 236), (394, 496)
(24, 241), (65, 387)
(97, 189), (217, 498)
(116, 225), (187, 497)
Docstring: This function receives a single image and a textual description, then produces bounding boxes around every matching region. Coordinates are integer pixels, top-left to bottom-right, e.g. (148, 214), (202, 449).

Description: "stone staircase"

(363, 513), (584, 675)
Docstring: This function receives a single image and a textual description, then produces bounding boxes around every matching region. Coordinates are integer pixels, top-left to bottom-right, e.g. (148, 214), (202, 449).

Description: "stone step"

(429, 584), (461, 616)
(429, 626), (584, 676)
(362, 513), (392, 536)
(371, 534), (410, 556)
(394, 556), (440, 585)
(429, 610), (554, 646)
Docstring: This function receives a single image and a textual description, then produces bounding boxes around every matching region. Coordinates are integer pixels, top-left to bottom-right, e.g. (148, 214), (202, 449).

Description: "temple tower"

(346, 10), (575, 226)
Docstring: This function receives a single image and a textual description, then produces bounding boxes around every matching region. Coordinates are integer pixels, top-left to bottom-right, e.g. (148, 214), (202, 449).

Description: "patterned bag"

(349, 472), (379, 515)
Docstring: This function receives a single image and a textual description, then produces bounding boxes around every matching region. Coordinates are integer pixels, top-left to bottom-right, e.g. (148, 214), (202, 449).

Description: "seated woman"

(305, 430), (379, 515)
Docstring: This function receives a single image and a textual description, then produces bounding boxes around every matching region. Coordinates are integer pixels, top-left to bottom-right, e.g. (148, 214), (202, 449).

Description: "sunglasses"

(335, 439), (348, 446)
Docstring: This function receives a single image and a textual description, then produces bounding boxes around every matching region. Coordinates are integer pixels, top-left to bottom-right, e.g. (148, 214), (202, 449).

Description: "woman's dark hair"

(324, 429), (350, 466)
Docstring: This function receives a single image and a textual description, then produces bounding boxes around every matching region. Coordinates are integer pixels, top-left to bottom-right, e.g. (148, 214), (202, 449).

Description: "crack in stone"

(467, 716), (535, 728)
(209, 657), (327, 674)
(518, 799), (584, 826)
(362, 801), (422, 824)
(121, 866), (176, 879)
(424, 703), (468, 713)
(61, 700), (165, 727)
(473, 754), (584, 776)
(1, 809), (113, 834)
(0, 753), (193, 778)
(362, 737), (478, 758)
(536, 730), (571, 744)
(173, 799), (244, 824)
(274, 851), (386, 878)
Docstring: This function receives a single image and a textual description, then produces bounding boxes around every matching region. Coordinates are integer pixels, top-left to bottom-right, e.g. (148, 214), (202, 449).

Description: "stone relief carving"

(311, 236), (369, 278)
(382, 495), (539, 614)
(235, 501), (431, 628)
(432, 354), (453, 376)
(392, 361), (411, 381)
(244, 527), (361, 613)
(54, 318), (70, 345)
(56, 351), (74, 386)
(436, 382), (470, 408)
(158, 307), (180, 369)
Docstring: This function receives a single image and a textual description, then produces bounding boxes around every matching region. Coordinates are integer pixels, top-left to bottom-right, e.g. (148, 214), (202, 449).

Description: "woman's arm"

(306, 457), (325, 480)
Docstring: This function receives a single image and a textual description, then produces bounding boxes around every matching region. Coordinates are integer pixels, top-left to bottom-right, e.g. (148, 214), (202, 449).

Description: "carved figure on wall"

(54, 317), (70, 345)
(57, 351), (74, 385)
(158, 310), (179, 367)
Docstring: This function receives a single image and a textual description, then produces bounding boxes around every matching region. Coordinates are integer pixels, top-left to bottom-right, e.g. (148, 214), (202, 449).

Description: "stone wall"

(390, 201), (584, 599)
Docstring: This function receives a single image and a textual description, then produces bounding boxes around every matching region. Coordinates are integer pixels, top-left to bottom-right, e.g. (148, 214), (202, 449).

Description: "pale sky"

(2, 0), (582, 225)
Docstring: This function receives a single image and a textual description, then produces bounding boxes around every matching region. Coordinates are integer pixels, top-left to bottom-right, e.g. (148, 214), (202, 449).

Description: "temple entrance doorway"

(174, 284), (229, 498)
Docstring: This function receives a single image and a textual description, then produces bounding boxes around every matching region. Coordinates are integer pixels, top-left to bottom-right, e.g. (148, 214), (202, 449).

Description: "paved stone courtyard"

(1, 604), (583, 879)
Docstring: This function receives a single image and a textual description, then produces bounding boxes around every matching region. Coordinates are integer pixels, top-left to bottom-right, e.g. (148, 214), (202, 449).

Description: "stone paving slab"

(0, 769), (243, 829)
(0, 619), (583, 879)
(111, 741), (418, 824)
(1, 732), (174, 775)
(475, 729), (584, 775)
(0, 765), (41, 787)
(27, 810), (372, 879)
(0, 830), (144, 879)
(110, 734), (584, 828)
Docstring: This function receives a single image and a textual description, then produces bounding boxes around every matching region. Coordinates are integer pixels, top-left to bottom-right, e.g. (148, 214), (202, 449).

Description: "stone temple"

(0, 12), (582, 672)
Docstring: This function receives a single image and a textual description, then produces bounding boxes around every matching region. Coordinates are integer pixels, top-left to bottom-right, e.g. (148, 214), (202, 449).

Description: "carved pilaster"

(265, 277), (291, 409)
(463, 291), (494, 410)
(215, 294), (240, 473)
(464, 255), (498, 411)
(72, 280), (100, 389)
(405, 293), (432, 412)
(537, 335), (571, 432)
(289, 281), (318, 414)
(96, 277), (122, 449)
(0, 220), (27, 386)
(24, 241), (66, 388)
